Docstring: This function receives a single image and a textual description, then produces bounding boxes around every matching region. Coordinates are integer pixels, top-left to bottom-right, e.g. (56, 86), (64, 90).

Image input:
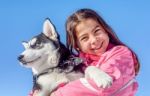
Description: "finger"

(33, 90), (39, 96)
(50, 92), (56, 96)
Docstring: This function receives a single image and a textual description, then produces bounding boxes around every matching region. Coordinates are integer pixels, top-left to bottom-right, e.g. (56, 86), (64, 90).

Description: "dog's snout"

(18, 55), (24, 61)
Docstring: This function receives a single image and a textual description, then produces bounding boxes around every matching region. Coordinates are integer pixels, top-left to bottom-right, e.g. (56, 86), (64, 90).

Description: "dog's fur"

(18, 19), (113, 96)
(18, 19), (84, 96)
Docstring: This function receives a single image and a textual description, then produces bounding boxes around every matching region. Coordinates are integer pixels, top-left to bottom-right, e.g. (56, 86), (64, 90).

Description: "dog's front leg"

(85, 66), (113, 88)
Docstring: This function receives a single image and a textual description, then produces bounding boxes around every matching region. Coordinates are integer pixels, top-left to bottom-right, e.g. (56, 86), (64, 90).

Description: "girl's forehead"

(75, 19), (102, 34)
(76, 19), (97, 30)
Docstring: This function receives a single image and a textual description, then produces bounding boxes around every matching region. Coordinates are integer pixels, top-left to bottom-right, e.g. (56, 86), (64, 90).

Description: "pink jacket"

(53, 45), (138, 96)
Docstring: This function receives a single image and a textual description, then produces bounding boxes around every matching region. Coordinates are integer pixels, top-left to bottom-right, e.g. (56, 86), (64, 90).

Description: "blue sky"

(0, 0), (149, 96)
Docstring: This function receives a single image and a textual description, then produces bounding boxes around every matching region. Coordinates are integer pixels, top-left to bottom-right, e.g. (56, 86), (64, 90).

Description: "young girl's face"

(75, 18), (109, 56)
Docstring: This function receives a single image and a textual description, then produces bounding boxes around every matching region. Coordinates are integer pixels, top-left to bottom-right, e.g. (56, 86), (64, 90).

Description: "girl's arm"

(98, 46), (135, 81)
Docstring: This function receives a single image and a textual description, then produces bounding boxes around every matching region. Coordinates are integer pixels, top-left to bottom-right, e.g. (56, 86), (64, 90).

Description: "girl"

(33, 8), (140, 96)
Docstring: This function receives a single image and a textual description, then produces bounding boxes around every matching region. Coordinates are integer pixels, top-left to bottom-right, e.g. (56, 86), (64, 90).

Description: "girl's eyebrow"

(91, 25), (100, 32)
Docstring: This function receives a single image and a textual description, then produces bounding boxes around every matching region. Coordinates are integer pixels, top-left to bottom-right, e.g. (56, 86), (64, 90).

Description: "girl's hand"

(85, 66), (113, 88)
(50, 92), (56, 96)
(30, 90), (39, 96)
(31, 90), (56, 96)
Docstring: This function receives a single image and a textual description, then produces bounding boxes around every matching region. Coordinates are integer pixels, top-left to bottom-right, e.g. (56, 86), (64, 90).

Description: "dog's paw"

(85, 66), (113, 88)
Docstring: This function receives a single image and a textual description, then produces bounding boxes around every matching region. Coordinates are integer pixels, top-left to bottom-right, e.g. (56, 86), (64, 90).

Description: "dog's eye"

(30, 41), (43, 49)
(30, 43), (36, 49)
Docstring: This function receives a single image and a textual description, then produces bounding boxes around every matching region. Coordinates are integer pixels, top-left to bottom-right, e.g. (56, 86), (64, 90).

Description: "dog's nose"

(18, 55), (24, 61)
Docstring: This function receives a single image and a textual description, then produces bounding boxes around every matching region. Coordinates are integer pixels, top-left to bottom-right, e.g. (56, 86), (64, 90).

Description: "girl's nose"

(90, 36), (98, 48)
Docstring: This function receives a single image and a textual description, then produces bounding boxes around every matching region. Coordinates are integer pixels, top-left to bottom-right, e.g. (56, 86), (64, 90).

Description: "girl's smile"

(75, 18), (109, 56)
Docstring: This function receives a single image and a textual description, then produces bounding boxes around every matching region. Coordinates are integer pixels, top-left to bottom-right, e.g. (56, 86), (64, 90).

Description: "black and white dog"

(18, 19), (112, 96)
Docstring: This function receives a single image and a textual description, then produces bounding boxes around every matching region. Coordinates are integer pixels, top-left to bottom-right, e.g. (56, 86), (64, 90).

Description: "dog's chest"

(37, 71), (69, 88)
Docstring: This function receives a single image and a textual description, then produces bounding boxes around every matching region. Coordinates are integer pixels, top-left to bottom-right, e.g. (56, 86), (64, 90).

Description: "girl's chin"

(93, 49), (105, 56)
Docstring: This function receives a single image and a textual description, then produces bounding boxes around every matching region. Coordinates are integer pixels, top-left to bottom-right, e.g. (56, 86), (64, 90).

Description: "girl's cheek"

(80, 42), (89, 51)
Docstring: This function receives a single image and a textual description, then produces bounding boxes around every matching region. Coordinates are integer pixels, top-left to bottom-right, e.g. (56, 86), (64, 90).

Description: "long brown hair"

(66, 8), (140, 75)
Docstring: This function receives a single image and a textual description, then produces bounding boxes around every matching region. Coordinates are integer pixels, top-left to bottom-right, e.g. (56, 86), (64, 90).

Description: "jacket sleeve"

(98, 46), (135, 81)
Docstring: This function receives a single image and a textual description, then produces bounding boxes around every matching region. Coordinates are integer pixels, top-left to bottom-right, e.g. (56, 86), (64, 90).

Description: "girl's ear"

(43, 18), (58, 41)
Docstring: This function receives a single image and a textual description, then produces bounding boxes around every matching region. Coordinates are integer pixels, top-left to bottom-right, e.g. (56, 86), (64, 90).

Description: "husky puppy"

(18, 19), (112, 96)
(18, 19), (84, 96)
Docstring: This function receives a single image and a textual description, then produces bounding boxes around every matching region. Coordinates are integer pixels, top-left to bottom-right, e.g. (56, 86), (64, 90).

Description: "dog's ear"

(22, 41), (29, 49)
(43, 18), (58, 41)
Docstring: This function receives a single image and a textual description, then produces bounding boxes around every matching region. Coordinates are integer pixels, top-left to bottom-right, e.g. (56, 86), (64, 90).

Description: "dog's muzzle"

(18, 55), (24, 62)
(18, 55), (41, 64)
(18, 55), (27, 64)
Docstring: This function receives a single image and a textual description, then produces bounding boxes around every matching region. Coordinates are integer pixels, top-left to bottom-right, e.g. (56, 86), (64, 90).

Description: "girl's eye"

(80, 36), (88, 41)
(94, 29), (101, 34)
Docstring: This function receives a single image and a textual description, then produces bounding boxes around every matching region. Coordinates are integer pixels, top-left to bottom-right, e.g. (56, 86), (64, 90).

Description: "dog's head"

(18, 19), (66, 73)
